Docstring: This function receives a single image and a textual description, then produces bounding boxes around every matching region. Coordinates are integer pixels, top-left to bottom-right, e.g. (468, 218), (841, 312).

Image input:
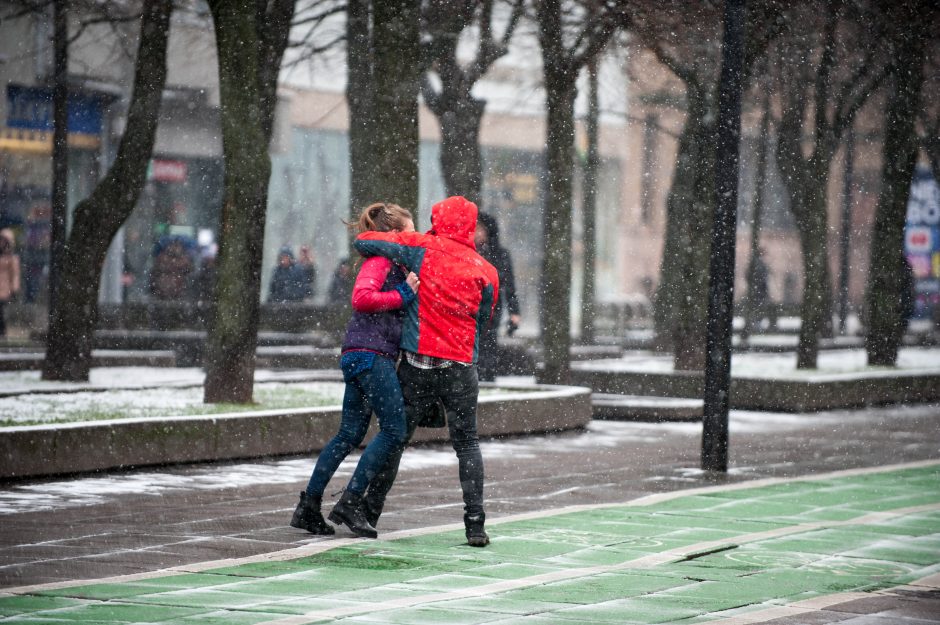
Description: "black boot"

(362, 495), (383, 528)
(328, 491), (378, 538)
(290, 491), (334, 535)
(464, 512), (489, 547)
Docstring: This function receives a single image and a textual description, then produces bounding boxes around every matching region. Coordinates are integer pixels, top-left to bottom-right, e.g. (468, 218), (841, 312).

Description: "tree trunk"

(48, 0), (69, 315)
(42, 0), (173, 381)
(538, 76), (577, 384)
(741, 92), (770, 343)
(347, 0), (377, 219)
(580, 59), (599, 344)
(792, 182), (832, 369)
(866, 16), (927, 366)
(371, 0), (421, 214)
(436, 94), (485, 204)
(653, 91), (716, 371)
(203, 0), (271, 404)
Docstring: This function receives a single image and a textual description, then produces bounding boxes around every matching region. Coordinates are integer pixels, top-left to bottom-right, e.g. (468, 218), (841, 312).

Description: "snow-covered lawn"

(0, 382), (349, 427)
(0, 368), (515, 427)
(574, 347), (940, 380)
(0, 367), (337, 395)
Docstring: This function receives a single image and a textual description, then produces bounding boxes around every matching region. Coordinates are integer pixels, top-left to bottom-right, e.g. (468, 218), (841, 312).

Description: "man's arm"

(353, 231), (430, 274)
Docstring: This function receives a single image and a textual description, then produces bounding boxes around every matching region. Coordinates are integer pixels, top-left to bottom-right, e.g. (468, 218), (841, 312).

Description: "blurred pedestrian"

(744, 247), (777, 334)
(297, 245), (317, 300)
(268, 246), (305, 303)
(0, 229), (21, 337)
(474, 212), (521, 381)
(290, 203), (418, 538)
(149, 236), (196, 301)
(329, 256), (355, 306)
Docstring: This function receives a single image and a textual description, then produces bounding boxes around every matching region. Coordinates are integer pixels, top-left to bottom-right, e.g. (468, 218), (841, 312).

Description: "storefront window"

(1, 84), (108, 302)
(120, 156), (222, 303)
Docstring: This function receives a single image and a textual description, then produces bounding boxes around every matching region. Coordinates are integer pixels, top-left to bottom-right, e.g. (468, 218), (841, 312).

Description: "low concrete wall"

(0, 385), (591, 479)
(570, 368), (940, 412)
(0, 350), (177, 372)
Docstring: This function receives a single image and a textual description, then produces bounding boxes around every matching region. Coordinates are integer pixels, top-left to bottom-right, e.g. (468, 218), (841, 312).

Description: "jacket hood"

(430, 196), (477, 248)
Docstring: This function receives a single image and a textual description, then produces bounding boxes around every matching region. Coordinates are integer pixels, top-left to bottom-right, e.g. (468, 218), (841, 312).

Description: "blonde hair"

(352, 202), (413, 234)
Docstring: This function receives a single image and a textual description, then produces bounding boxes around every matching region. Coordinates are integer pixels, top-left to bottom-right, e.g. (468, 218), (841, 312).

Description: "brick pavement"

(0, 402), (939, 623)
(1, 463), (939, 623)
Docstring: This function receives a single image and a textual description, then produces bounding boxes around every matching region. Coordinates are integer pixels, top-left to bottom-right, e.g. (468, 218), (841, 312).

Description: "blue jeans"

(305, 354), (407, 497)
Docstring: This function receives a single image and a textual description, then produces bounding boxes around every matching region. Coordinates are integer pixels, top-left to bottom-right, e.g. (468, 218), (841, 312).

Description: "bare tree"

(773, 0), (893, 369)
(616, 0), (783, 371)
(41, 0), (173, 381)
(203, 0), (295, 404)
(421, 0), (525, 204)
(917, 40), (940, 183)
(536, 0), (615, 384)
(865, 1), (932, 367)
(345, 0), (421, 221)
(579, 56), (599, 343)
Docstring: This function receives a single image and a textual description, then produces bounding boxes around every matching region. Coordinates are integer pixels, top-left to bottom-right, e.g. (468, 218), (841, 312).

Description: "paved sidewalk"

(2, 463), (938, 624)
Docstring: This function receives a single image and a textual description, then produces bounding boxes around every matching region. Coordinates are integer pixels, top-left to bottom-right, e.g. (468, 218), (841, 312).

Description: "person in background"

(745, 248), (770, 335)
(290, 203), (419, 538)
(474, 212), (521, 381)
(297, 245), (317, 300)
(150, 237), (195, 301)
(194, 245), (218, 325)
(0, 229), (21, 338)
(268, 246), (305, 303)
(354, 195), (499, 547)
(329, 256), (355, 305)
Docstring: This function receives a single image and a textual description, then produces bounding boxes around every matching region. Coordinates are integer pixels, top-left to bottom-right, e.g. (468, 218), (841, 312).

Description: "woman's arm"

(351, 256), (414, 313)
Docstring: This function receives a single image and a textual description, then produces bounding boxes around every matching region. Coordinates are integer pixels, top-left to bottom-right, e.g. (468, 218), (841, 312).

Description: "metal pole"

(581, 58), (599, 344)
(838, 127), (855, 335)
(702, 0), (745, 473)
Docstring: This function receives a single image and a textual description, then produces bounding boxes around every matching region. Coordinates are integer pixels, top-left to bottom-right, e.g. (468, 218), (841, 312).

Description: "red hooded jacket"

(354, 196), (499, 364)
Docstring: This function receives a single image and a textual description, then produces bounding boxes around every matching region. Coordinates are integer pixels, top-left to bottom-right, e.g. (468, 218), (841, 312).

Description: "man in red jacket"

(353, 196), (499, 546)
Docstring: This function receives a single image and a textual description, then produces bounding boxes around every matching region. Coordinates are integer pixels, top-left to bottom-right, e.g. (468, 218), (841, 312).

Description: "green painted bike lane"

(1, 463), (939, 624)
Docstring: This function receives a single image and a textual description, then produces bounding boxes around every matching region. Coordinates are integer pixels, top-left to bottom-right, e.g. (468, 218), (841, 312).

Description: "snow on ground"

(2, 402), (936, 515)
(0, 367), (339, 395)
(0, 375), (517, 426)
(574, 347), (940, 378)
(0, 382), (349, 426)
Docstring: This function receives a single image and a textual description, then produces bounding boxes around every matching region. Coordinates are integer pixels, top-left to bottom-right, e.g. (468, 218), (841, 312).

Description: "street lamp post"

(838, 128), (855, 335)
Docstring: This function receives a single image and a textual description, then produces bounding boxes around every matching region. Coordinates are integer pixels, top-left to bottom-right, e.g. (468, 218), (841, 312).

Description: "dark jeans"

(305, 355), (407, 497)
(365, 360), (485, 517)
(0, 301), (6, 336)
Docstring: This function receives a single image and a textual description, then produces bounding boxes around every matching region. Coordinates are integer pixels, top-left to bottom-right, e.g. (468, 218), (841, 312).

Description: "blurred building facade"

(0, 1), (900, 337)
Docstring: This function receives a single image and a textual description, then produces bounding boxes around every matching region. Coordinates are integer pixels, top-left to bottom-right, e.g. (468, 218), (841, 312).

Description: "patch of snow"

(574, 347), (940, 380)
(0, 447), (459, 515)
(0, 382), (348, 425)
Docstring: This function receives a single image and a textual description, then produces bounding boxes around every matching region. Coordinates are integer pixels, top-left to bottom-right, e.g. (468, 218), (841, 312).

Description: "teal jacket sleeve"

(354, 231), (429, 274)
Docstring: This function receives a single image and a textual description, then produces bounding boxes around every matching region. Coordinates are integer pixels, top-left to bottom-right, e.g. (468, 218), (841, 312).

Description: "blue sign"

(905, 166), (940, 319)
(6, 84), (107, 135)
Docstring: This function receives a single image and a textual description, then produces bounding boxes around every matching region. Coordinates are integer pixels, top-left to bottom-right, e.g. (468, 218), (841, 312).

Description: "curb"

(0, 385), (592, 479)
(571, 367), (940, 412)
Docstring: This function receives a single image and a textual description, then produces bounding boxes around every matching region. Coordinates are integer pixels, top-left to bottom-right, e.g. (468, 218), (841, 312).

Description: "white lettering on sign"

(907, 175), (940, 225)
